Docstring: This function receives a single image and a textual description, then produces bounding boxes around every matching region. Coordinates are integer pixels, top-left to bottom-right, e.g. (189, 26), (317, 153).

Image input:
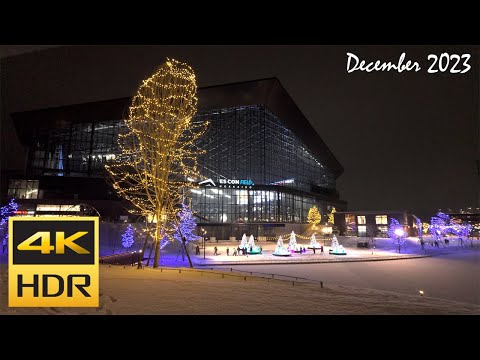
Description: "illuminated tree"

(310, 234), (317, 248)
(422, 222), (430, 235)
(388, 218), (407, 253)
(415, 217), (423, 239)
(1, 199), (19, 250)
(173, 204), (201, 243)
(122, 225), (135, 249)
(106, 59), (208, 268)
(288, 231), (297, 251)
(331, 234), (339, 249)
(307, 206), (321, 227)
(327, 207), (336, 225)
(430, 212), (450, 241)
(450, 223), (472, 247)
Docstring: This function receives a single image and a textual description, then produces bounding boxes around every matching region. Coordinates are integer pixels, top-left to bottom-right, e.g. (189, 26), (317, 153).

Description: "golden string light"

(106, 58), (208, 268)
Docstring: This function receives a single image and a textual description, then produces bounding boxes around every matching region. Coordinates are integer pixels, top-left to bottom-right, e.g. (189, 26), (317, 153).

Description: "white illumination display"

(36, 204), (81, 212)
(190, 189), (202, 194)
(394, 228), (405, 237)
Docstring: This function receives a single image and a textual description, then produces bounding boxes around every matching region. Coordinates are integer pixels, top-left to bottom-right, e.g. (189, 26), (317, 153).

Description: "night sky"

(4, 45), (479, 219)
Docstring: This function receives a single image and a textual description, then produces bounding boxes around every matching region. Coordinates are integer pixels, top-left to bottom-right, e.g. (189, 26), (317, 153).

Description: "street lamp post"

(201, 228), (206, 260)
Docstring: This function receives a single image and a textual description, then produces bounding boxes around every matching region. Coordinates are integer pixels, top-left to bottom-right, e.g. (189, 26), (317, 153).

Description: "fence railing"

(100, 251), (143, 266)
(100, 263), (324, 288)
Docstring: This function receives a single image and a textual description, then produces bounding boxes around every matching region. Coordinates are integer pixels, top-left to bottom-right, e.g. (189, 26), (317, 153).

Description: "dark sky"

(4, 45), (479, 219)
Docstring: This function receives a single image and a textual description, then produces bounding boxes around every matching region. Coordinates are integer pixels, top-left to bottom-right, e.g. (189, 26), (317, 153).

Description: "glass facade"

(8, 179), (39, 199)
(194, 105), (335, 191)
(29, 120), (123, 177)
(190, 187), (316, 224)
(25, 104), (338, 225)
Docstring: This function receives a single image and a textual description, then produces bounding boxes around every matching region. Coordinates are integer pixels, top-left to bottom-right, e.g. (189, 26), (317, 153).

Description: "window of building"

(345, 213), (355, 225)
(377, 225), (388, 235)
(358, 225), (367, 234)
(36, 204), (81, 212)
(375, 215), (388, 225)
(357, 215), (366, 225)
(8, 179), (39, 199)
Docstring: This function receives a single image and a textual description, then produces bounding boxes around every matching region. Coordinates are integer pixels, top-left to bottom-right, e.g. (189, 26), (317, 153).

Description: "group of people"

(311, 246), (324, 254)
(212, 246), (262, 256)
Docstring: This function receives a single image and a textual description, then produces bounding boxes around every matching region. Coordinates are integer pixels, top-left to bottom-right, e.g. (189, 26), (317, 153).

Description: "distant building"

(2, 78), (346, 239)
(334, 210), (420, 237)
(442, 208), (480, 236)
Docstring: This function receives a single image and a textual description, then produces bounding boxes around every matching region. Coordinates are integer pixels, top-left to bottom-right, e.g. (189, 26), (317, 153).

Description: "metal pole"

(203, 234), (205, 260)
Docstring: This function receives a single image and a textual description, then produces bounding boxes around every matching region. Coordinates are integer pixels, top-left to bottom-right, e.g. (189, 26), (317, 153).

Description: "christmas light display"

(388, 218), (407, 252)
(415, 217), (422, 239)
(309, 234), (321, 249)
(422, 222), (430, 235)
(430, 212), (450, 241)
(329, 234), (346, 255)
(173, 204), (201, 243)
(240, 233), (248, 249)
(105, 59), (208, 268)
(122, 225), (135, 249)
(1, 199), (19, 248)
(307, 206), (321, 227)
(246, 235), (262, 254)
(328, 207), (336, 225)
(273, 236), (291, 256)
(288, 231), (300, 252)
(450, 222), (472, 246)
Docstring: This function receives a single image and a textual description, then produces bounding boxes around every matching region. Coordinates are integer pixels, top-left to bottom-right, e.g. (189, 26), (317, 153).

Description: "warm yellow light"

(105, 58), (208, 268)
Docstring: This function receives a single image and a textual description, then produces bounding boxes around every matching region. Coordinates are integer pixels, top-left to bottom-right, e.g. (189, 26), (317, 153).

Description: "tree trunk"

(183, 238), (193, 268)
(153, 239), (160, 268)
(146, 238), (155, 267)
(152, 221), (161, 268)
(172, 216), (193, 268)
(138, 230), (150, 269)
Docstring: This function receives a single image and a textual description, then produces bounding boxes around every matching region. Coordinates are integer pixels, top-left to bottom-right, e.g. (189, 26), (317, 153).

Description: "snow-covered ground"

(229, 251), (480, 305)
(1, 264), (478, 315)
(1, 235), (477, 314)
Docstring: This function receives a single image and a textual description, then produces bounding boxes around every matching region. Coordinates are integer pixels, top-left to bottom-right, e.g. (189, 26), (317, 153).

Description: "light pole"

(201, 228), (206, 260)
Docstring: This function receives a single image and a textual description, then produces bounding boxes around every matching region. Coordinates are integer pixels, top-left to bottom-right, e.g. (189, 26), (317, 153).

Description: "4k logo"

(9, 217), (99, 307)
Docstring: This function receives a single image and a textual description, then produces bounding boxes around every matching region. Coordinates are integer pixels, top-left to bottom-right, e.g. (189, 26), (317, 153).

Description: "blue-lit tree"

(388, 218), (407, 253)
(450, 223), (472, 247)
(173, 204), (201, 267)
(173, 204), (201, 243)
(430, 212), (450, 242)
(415, 217), (423, 239)
(1, 199), (19, 252)
(122, 225), (135, 249)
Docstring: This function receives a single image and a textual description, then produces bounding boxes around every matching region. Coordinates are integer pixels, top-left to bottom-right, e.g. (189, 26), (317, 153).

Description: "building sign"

(218, 179), (254, 186)
(8, 217), (99, 308)
(198, 178), (216, 187)
(198, 178), (254, 189)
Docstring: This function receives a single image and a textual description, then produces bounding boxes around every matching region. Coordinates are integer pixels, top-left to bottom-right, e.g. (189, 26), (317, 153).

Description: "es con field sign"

(8, 217), (99, 307)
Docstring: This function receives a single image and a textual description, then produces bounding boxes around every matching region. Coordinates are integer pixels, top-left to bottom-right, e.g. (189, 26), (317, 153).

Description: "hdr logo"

(8, 217), (99, 307)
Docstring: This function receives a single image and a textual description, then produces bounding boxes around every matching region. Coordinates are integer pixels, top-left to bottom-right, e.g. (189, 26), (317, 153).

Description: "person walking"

(313, 247), (316, 254)
(320, 245), (324, 254)
(226, 247), (230, 256)
(233, 249), (237, 256)
(214, 246), (218, 256)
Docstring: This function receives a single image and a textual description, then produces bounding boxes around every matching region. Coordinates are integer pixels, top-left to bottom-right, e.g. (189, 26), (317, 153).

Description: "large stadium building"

(2, 78), (346, 238)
